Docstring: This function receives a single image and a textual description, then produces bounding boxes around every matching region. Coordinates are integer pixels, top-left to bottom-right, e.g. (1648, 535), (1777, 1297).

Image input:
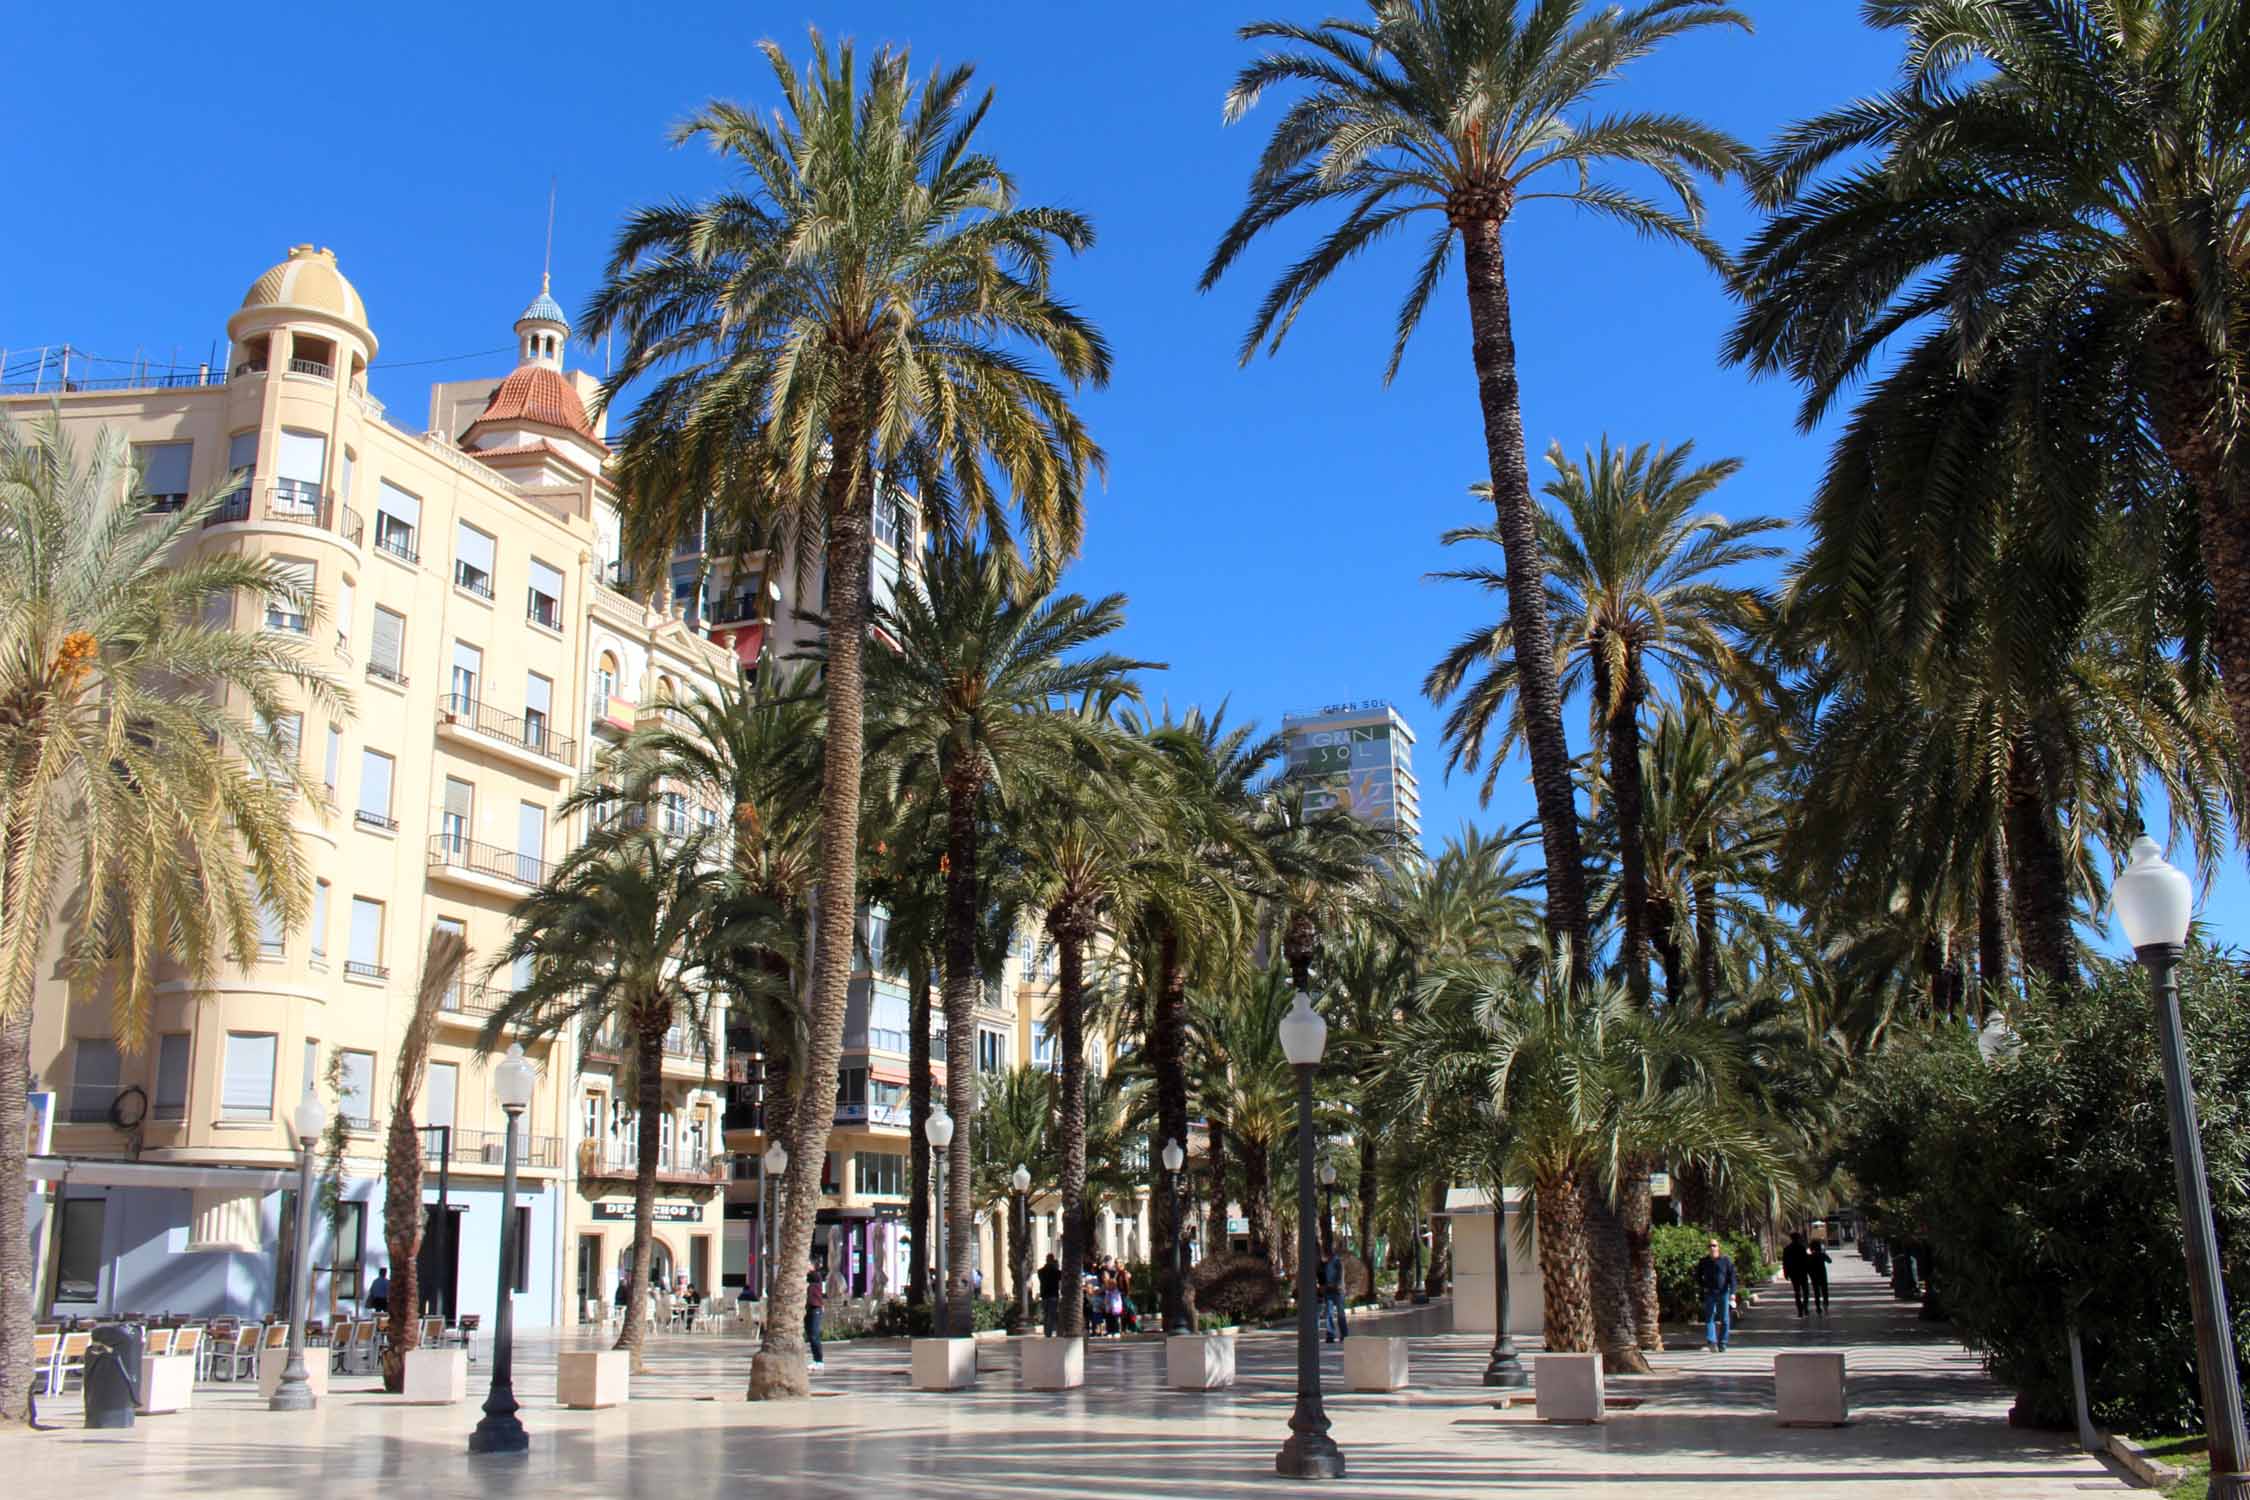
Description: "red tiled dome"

(474, 364), (599, 444)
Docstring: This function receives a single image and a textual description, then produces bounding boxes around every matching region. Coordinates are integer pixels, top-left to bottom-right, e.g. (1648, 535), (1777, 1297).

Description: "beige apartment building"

(4, 245), (742, 1328)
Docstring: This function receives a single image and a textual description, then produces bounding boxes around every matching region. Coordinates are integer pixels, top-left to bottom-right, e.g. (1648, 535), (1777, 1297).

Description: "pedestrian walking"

(1808, 1237), (1832, 1314)
(1318, 1249), (1348, 1343)
(1696, 1236), (1737, 1352)
(1782, 1231), (1812, 1317)
(805, 1264), (826, 1371)
(1037, 1253), (1061, 1337)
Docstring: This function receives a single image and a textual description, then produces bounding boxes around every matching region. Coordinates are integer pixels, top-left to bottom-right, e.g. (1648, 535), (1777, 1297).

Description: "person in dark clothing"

(1037, 1254), (1062, 1337)
(1696, 1238), (1737, 1351)
(1318, 1251), (1348, 1342)
(805, 1264), (826, 1370)
(366, 1269), (390, 1317)
(1782, 1231), (1812, 1317)
(1807, 1238), (1833, 1314)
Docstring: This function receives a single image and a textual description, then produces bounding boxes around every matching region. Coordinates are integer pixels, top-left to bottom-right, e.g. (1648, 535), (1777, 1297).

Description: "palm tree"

(972, 1065), (1054, 1318)
(0, 413), (339, 1421)
(1190, 968), (1301, 1262)
(1204, 0), (1751, 968)
(585, 31), (1110, 1400)
(380, 928), (467, 1391)
(1728, 0), (2250, 758)
(866, 544), (1151, 1320)
(484, 828), (781, 1372)
(1428, 438), (1780, 1003)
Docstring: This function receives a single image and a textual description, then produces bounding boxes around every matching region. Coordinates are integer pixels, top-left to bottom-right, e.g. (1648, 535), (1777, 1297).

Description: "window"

(221, 1032), (278, 1120)
(527, 558), (563, 630)
(323, 1200), (366, 1303)
(323, 723), (341, 794)
(582, 1092), (602, 1148)
(310, 880), (329, 960)
(442, 778), (473, 852)
(134, 441), (192, 512)
(336, 576), (354, 657)
(426, 1062), (457, 1129)
(594, 653), (618, 703)
(512, 951), (534, 993)
(226, 431), (258, 496)
(524, 673), (552, 750)
(256, 880), (284, 958)
(347, 898), (385, 979)
(454, 522), (495, 598)
(375, 481), (421, 563)
(68, 1039), (120, 1123)
(252, 709), (301, 780)
(517, 802), (544, 883)
(867, 911), (889, 975)
(369, 607), (407, 686)
(275, 429), (326, 511)
(853, 1151), (906, 1197)
(356, 749), (395, 830)
(304, 1039), (318, 1097)
(435, 917), (465, 1008)
(1034, 1021), (1059, 1072)
(337, 1050), (374, 1128)
(339, 447), (355, 504)
(872, 488), (905, 551)
(267, 559), (312, 634)
(838, 1067), (867, 1108)
(660, 1111), (676, 1171)
(154, 1033), (190, 1121)
(659, 791), (689, 838)
(450, 642), (482, 707)
(54, 1199), (105, 1303)
(977, 1027), (1007, 1075)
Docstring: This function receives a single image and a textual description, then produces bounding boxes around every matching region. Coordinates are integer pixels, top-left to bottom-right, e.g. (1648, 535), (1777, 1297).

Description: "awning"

(26, 1156), (295, 1191)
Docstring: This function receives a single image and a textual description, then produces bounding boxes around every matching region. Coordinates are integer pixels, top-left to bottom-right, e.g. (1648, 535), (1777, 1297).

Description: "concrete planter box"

(1166, 1331), (1237, 1390)
(557, 1350), (629, 1409)
(137, 1354), (194, 1414)
(401, 1347), (467, 1404)
(1775, 1351), (1848, 1426)
(911, 1337), (978, 1390)
(1343, 1337), (1409, 1392)
(1021, 1337), (1083, 1390)
(1534, 1352), (1605, 1423)
(258, 1346), (331, 1401)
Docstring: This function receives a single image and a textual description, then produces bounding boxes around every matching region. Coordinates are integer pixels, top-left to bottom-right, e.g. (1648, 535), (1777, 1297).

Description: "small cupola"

(515, 273), (569, 370)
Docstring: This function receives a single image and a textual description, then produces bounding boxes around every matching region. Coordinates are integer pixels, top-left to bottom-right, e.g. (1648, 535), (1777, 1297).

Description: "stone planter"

(137, 1354), (194, 1414)
(257, 1346), (331, 1401)
(1020, 1337), (1083, 1390)
(911, 1337), (978, 1390)
(401, 1347), (467, 1404)
(1343, 1337), (1409, 1392)
(1775, 1351), (1848, 1426)
(557, 1349), (629, 1409)
(1165, 1331), (1236, 1390)
(1534, 1352), (1604, 1423)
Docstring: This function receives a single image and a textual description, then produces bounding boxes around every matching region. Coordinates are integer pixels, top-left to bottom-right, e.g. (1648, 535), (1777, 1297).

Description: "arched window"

(595, 651), (618, 703)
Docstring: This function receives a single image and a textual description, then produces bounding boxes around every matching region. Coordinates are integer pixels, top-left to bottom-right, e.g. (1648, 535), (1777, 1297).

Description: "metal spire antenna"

(542, 178), (557, 297)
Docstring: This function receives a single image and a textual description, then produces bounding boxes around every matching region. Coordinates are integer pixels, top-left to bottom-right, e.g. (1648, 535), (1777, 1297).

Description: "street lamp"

(1161, 1137), (1189, 1335)
(1317, 1161), (1338, 1259)
(925, 1105), (954, 1337)
(2114, 837), (2250, 1498)
(761, 1138), (788, 1309)
(1483, 1187), (1528, 1388)
(1275, 990), (1345, 1481)
(1011, 1163), (1032, 1322)
(469, 1044), (537, 1456)
(270, 1087), (325, 1412)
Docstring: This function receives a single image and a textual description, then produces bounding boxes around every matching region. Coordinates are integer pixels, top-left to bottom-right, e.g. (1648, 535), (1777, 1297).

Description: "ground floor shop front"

(565, 1189), (726, 1323)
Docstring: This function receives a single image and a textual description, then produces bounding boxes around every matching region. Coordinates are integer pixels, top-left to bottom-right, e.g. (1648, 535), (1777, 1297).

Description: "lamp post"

(2114, 837), (2250, 1498)
(1161, 1137), (1189, 1335)
(1276, 990), (1345, 1480)
(1317, 1162), (1338, 1260)
(271, 1088), (326, 1412)
(469, 1044), (537, 1456)
(1011, 1163), (1032, 1321)
(925, 1105), (954, 1337)
(1483, 1187), (1528, 1387)
(761, 1139), (788, 1312)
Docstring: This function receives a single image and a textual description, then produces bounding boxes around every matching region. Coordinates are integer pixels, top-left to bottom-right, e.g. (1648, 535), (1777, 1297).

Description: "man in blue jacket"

(1696, 1237), (1737, 1352)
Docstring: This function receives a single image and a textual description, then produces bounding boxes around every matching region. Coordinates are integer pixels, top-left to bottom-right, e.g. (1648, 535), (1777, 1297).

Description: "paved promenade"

(11, 1252), (2123, 1497)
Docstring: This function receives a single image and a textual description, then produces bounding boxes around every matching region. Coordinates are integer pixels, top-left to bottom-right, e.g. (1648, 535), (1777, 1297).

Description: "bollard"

(84, 1326), (143, 1429)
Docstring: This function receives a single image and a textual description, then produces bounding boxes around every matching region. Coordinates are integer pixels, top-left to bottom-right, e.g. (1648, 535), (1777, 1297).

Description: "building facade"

(1281, 699), (1422, 841)
(5, 246), (741, 1328)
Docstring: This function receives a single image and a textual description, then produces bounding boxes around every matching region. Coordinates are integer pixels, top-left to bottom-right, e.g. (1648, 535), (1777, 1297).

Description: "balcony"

(591, 694), (637, 735)
(454, 562), (494, 601)
(286, 357), (333, 380)
(435, 978), (525, 1028)
(373, 518), (419, 566)
(366, 659), (409, 689)
(436, 694), (576, 777)
(353, 808), (398, 833)
(344, 959), (388, 981)
(196, 483), (365, 552)
(706, 593), (764, 627)
(446, 1127), (561, 1171)
(428, 834), (550, 897)
(232, 358), (268, 378)
(577, 1138), (726, 1185)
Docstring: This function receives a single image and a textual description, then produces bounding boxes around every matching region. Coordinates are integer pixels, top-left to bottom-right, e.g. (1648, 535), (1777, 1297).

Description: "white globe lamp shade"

(762, 1140), (789, 1176)
(2114, 836), (2192, 950)
(1278, 990), (1328, 1067)
(925, 1105), (954, 1150)
(1011, 1163), (1031, 1194)
(494, 1043), (538, 1110)
(1319, 1162), (1337, 1187)
(1161, 1138), (1185, 1173)
(1976, 1018), (2021, 1065)
(291, 1088), (325, 1142)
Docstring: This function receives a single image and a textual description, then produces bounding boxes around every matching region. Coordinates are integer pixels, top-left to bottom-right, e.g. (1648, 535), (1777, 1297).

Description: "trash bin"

(84, 1325), (142, 1429)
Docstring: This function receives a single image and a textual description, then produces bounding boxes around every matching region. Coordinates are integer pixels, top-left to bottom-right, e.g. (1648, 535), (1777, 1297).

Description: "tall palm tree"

(1728, 0), (2250, 759)
(1190, 968), (1302, 1261)
(0, 413), (339, 1421)
(1204, 0), (1751, 969)
(380, 928), (467, 1392)
(867, 545), (1151, 1319)
(972, 1065), (1054, 1317)
(586, 31), (1110, 1399)
(1428, 438), (1780, 1002)
(484, 828), (781, 1372)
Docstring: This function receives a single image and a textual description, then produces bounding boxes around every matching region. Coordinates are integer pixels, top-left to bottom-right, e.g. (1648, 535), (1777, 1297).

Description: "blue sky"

(2, 1), (2235, 953)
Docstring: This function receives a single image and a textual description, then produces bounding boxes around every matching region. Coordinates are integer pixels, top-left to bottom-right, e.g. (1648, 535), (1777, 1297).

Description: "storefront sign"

(593, 1201), (701, 1223)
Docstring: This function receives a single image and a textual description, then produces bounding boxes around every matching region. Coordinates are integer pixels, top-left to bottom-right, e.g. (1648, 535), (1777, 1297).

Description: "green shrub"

(866, 1295), (1009, 1338)
(1189, 1250), (1287, 1324)
(1652, 1224), (1770, 1321)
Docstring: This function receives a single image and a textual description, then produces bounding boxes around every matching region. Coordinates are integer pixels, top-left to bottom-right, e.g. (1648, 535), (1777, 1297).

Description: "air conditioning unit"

(481, 1141), (503, 1165)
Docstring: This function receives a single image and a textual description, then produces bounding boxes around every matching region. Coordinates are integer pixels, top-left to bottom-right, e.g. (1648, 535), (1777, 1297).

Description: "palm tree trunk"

(1355, 1132), (1377, 1290)
(1694, 868), (1721, 1006)
(380, 1112), (423, 1391)
(1584, 1180), (1649, 1374)
(1602, 663), (1653, 1007)
(1152, 921), (1190, 1332)
(1620, 1162), (1661, 1352)
(1457, 214), (1589, 981)
(2003, 736), (2074, 995)
(1534, 1167), (1597, 1353)
(750, 455), (871, 1402)
(940, 771), (980, 1319)
(0, 1005), (34, 1423)
(1057, 930), (1089, 1338)
(1653, 918), (1686, 1006)
(617, 1024), (666, 1374)
(1978, 838), (2008, 1020)
(1204, 1120), (1230, 1254)
(907, 948), (931, 1308)
(1243, 1140), (1274, 1261)
(1421, 1178), (1450, 1300)
(2151, 335), (2250, 764)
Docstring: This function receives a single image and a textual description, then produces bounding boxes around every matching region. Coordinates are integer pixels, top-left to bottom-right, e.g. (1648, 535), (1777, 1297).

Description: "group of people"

(1694, 1228), (1834, 1352)
(1029, 1253), (1141, 1336)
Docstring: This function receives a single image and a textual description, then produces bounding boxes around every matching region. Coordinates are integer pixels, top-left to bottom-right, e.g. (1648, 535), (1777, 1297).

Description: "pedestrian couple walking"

(1782, 1230), (1832, 1317)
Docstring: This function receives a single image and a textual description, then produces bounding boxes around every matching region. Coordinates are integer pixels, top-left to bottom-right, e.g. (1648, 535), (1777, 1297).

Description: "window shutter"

(337, 577), (353, 644)
(323, 725), (340, 790)
(371, 609), (404, 673)
(227, 431), (258, 476)
(524, 674), (551, 717)
(137, 442), (192, 499)
(348, 899), (383, 967)
(357, 751), (393, 817)
(377, 481), (421, 530)
(221, 1033), (276, 1118)
(340, 1053), (373, 1122)
(529, 558), (562, 602)
(456, 523), (495, 574)
(444, 778), (473, 822)
(154, 1034), (190, 1115)
(277, 429), (326, 484)
(426, 1062), (457, 1129)
(311, 882), (329, 958)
